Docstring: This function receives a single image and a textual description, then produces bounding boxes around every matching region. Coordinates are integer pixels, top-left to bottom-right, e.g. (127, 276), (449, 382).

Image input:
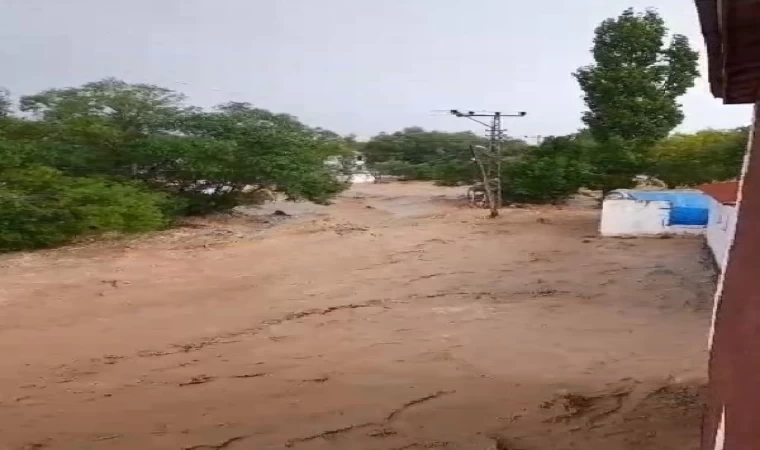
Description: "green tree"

(0, 88), (10, 118)
(177, 102), (348, 208)
(15, 80), (348, 210)
(363, 128), (489, 166)
(20, 78), (186, 129)
(0, 79), (351, 251)
(574, 8), (699, 192)
(0, 167), (173, 251)
(19, 78), (189, 176)
(373, 160), (436, 181)
(650, 128), (748, 187)
(363, 127), (530, 186)
(501, 133), (592, 203)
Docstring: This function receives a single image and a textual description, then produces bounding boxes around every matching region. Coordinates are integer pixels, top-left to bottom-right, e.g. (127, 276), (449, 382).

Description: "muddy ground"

(0, 182), (715, 450)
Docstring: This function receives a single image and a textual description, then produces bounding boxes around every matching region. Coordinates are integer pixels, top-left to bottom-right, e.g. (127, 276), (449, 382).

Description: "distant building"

(324, 152), (376, 184)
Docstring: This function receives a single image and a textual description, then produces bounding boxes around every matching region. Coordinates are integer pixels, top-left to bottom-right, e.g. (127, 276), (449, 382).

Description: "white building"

(599, 189), (710, 237)
(324, 152), (376, 184)
(598, 184), (739, 272)
(699, 182), (739, 271)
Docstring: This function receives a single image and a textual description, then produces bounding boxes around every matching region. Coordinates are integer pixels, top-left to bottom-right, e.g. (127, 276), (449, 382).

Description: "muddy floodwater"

(0, 182), (714, 450)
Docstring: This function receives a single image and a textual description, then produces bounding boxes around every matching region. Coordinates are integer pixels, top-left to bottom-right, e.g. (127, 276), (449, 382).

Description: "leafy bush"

(277, 170), (347, 204)
(0, 168), (174, 251)
(649, 128), (747, 188)
(502, 155), (590, 204)
(374, 160), (435, 180)
(430, 160), (479, 186)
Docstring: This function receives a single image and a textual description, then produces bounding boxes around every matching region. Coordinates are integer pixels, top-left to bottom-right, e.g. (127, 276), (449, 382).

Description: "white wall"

(600, 199), (705, 237)
(350, 173), (376, 184)
(705, 197), (738, 271)
(336, 173), (376, 183)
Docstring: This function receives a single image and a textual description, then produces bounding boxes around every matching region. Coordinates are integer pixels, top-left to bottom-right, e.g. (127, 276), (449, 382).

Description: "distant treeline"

(360, 126), (747, 202)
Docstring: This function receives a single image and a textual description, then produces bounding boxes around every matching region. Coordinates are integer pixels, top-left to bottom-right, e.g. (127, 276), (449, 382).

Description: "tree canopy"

(650, 128), (747, 188)
(0, 88), (10, 118)
(0, 78), (350, 250)
(574, 8), (699, 192)
(363, 127), (529, 186)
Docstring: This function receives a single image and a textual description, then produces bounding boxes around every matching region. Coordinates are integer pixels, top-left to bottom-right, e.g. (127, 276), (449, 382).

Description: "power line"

(360, 136), (531, 145)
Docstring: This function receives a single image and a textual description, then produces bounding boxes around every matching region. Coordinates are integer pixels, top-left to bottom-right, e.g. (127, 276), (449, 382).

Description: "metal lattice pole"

(449, 110), (526, 217)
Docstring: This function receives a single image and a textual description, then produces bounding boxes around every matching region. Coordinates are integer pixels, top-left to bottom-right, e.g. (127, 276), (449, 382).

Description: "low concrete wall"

(600, 199), (705, 237)
(336, 172), (376, 184)
(350, 173), (376, 184)
(706, 198), (738, 271)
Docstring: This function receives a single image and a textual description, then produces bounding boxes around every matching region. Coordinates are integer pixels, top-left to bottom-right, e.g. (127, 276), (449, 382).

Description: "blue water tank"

(625, 191), (710, 226)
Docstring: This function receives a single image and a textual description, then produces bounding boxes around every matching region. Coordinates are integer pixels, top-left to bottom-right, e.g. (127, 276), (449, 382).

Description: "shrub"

(374, 160), (435, 180)
(502, 156), (590, 204)
(430, 160), (479, 186)
(0, 168), (174, 251)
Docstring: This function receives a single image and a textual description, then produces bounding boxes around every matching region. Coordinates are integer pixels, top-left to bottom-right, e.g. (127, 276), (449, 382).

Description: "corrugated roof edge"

(698, 182), (739, 205)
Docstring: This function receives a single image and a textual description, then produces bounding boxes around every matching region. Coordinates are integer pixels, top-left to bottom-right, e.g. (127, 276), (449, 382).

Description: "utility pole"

(492, 113), (504, 209)
(449, 110), (526, 217)
(469, 145), (496, 216)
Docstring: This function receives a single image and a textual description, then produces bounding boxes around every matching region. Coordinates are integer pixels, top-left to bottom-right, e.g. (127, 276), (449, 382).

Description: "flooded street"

(0, 183), (714, 450)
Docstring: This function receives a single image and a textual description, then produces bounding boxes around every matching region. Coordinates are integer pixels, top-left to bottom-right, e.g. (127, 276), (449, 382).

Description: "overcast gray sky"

(0, 0), (753, 139)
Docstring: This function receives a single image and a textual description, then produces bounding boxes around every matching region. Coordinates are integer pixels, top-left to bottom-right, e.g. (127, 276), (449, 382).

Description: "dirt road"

(0, 183), (714, 450)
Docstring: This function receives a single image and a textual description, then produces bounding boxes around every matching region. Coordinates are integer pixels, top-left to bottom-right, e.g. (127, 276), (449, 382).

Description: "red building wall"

(703, 103), (760, 449)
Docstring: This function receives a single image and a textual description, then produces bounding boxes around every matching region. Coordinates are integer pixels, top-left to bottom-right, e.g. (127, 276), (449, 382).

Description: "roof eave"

(695, 0), (724, 98)
(695, 0), (760, 104)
